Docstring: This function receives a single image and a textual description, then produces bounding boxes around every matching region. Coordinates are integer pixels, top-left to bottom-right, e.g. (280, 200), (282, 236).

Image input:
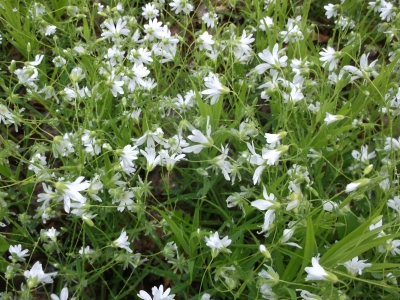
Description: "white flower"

(246, 141), (268, 185)
(259, 245), (271, 259)
(369, 219), (383, 231)
(388, 196), (400, 213)
(296, 289), (322, 300)
(258, 264), (279, 285)
(281, 227), (302, 249)
(44, 227), (60, 242)
(169, 0), (194, 15)
(14, 66), (39, 89)
(379, 1), (396, 21)
(345, 182), (361, 193)
(259, 16), (274, 31)
(172, 93), (195, 113)
(182, 117), (213, 154)
(27, 54), (45, 66)
(351, 145), (376, 164)
(335, 15), (355, 30)
(262, 145), (289, 165)
(141, 3), (159, 20)
(251, 186), (279, 210)
(55, 177), (90, 213)
(324, 3), (339, 19)
(200, 72), (230, 105)
(384, 137), (400, 151)
(0, 104), (18, 127)
(112, 230), (132, 253)
(144, 18), (164, 41)
(101, 18), (130, 41)
(52, 133), (75, 158)
(45, 25), (57, 36)
(265, 132), (287, 146)
(50, 287), (69, 300)
(258, 210), (276, 234)
(280, 17), (303, 43)
(343, 53), (378, 81)
(128, 47), (153, 65)
(9, 244), (29, 262)
(345, 178), (370, 193)
(79, 246), (95, 256)
(200, 293), (211, 300)
(198, 31), (214, 51)
(113, 189), (135, 212)
(233, 30), (254, 59)
(324, 112), (344, 124)
(124, 63), (150, 92)
(341, 256), (372, 276)
(305, 255), (337, 282)
(138, 284), (175, 300)
(209, 144), (232, 181)
(24, 261), (58, 288)
(320, 46), (341, 71)
(286, 181), (303, 211)
(323, 200), (339, 212)
(118, 145), (139, 175)
(140, 147), (161, 172)
(205, 231), (232, 258)
(107, 71), (124, 97)
(255, 43), (288, 74)
(160, 151), (186, 172)
(202, 12), (217, 28)
(379, 239), (400, 256)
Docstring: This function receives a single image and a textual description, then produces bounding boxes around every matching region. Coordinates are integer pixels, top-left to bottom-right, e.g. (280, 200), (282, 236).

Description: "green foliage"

(0, 0), (400, 299)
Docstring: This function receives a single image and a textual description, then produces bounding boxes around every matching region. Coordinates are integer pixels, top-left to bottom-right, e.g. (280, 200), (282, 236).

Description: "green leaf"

(0, 236), (9, 252)
(155, 208), (190, 255)
(300, 217), (316, 279)
(320, 205), (384, 267)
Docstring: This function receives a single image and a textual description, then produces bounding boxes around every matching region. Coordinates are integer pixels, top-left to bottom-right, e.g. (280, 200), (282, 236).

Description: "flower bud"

(324, 271), (338, 283)
(259, 245), (271, 259)
(363, 164), (373, 175)
(8, 60), (16, 73)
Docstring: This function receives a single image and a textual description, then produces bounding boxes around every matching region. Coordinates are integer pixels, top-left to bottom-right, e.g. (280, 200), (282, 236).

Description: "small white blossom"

(205, 231), (232, 258)
(9, 244), (29, 262)
(340, 256), (372, 276)
(324, 113), (344, 125)
(200, 73), (230, 105)
(320, 46), (341, 71)
(138, 285), (175, 300)
(305, 255), (337, 282)
(388, 196), (400, 213)
(45, 25), (57, 36)
(255, 43), (288, 74)
(50, 287), (69, 300)
(169, 0), (194, 15)
(24, 261), (58, 288)
(112, 230), (132, 253)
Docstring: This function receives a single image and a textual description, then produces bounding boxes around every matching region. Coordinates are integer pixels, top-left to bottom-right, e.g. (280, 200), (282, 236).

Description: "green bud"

(324, 271), (338, 283)
(55, 181), (67, 193)
(8, 60), (16, 73)
(27, 275), (39, 288)
(277, 145), (289, 155)
(218, 85), (230, 95)
(259, 245), (271, 259)
(363, 164), (373, 175)
(83, 215), (94, 227)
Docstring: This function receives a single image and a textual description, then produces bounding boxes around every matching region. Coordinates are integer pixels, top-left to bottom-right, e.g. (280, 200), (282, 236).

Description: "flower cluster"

(1, 0), (400, 299)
